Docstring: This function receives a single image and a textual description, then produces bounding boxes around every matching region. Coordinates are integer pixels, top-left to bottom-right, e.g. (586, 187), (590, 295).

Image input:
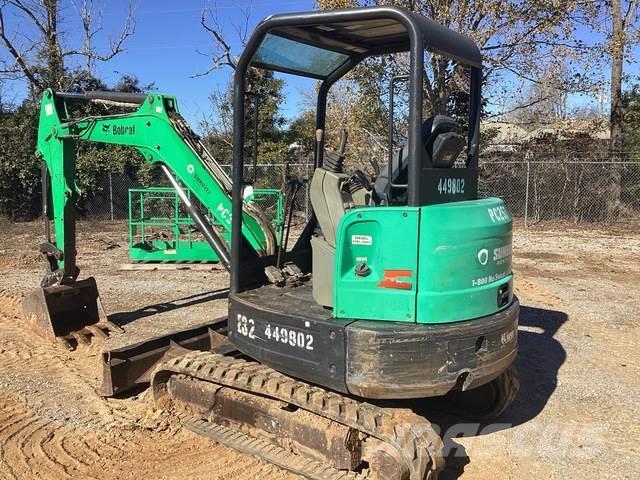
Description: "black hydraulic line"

(467, 67), (482, 168)
(276, 180), (302, 269)
(282, 182), (301, 255)
(41, 162), (51, 243)
(55, 91), (148, 105)
(160, 165), (231, 271)
(387, 75), (409, 189)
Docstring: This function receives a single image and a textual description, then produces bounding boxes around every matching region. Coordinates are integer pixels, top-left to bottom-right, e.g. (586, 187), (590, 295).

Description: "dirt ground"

(0, 219), (638, 479)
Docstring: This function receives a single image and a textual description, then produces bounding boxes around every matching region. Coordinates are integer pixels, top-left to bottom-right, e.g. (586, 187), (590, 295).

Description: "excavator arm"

(38, 88), (277, 280)
(23, 89), (277, 348)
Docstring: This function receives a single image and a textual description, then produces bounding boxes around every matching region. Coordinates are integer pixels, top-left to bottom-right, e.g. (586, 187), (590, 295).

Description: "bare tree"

(197, 3), (293, 164)
(571, 0), (640, 219)
(197, 1), (251, 75)
(0, 0), (135, 94)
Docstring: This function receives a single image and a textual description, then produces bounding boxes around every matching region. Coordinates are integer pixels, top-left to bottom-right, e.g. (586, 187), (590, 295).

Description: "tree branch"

(0, 6), (42, 89)
(63, 0), (135, 66)
(196, 2), (243, 75)
(487, 95), (554, 119)
(7, 0), (47, 34)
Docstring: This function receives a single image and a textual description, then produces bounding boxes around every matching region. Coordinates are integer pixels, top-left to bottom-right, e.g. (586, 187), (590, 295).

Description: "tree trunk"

(607, 0), (624, 222)
(44, 0), (64, 90)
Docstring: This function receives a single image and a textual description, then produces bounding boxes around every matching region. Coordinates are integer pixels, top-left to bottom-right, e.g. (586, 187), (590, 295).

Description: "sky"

(1, 0), (318, 128)
(1, 0), (638, 128)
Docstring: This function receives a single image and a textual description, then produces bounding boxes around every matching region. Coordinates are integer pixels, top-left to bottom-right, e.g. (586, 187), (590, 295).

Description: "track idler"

(22, 277), (123, 350)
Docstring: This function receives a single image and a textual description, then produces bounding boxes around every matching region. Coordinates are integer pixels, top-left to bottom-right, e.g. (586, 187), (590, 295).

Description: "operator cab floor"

(234, 282), (333, 323)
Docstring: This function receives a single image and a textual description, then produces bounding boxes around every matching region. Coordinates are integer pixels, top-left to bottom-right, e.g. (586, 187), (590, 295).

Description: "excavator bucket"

(22, 277), (123, 350)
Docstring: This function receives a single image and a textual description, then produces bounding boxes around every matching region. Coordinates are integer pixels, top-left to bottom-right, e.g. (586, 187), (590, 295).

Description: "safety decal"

(377, 270), (413, 290)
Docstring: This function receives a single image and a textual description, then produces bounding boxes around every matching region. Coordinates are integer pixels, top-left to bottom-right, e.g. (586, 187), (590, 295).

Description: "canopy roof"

(250, 6), (482, 80)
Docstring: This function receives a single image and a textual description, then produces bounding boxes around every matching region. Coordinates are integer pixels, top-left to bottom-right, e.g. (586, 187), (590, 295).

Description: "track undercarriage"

(96, 308), (518, 480)
(152, 351), (445, 480)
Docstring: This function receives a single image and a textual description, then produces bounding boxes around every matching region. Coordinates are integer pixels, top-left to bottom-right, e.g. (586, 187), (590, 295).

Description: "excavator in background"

(22, 6), (520, 480)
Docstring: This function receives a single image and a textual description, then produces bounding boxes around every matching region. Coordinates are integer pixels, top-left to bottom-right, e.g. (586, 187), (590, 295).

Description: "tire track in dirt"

(0, 291), (296, 480)
(0, 288), (146, 432)
(0, 406), (31, 480)
(0, 289), (142, 479)
(0, 394), (86, 479)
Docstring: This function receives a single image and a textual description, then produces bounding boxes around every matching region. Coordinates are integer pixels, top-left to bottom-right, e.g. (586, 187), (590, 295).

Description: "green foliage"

(623, 84), (640, 157)
(202, 69), (292, 163)
(0, 73), (154, 220)
(0, 101), (40, 219)
(286, 110), (316, 155)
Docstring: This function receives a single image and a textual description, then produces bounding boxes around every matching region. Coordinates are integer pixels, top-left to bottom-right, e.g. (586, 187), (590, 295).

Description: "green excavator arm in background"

(37, 88), (277, 280)
(23, 89), (277, 347)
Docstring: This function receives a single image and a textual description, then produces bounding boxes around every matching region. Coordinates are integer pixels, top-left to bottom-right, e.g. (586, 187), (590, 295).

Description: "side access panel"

(333, 207), (419, 322)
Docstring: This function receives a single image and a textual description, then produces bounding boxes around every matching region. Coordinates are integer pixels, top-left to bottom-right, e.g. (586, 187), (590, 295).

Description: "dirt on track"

(0, 219), (639, 480)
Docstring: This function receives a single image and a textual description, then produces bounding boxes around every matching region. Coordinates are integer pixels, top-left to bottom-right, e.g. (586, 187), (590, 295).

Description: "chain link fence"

(82, 157), (640, 228)
(480, 159), (640, 225)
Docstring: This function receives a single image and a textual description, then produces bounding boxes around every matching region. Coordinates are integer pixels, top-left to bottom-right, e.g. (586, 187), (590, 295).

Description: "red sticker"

(378, 270), (413, 290)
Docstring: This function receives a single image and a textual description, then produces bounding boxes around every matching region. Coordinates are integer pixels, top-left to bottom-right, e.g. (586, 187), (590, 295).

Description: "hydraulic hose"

(161, 165), (231, 271)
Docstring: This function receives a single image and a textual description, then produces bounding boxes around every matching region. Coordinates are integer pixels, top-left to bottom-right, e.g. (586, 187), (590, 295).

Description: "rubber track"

(493, 365), (520, 418)
(152, 351), (444, 480)
(182, 416), (360, 480)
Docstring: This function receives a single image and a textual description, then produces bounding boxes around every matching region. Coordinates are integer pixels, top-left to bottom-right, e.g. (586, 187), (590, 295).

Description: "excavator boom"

(23, 89), (277, 349)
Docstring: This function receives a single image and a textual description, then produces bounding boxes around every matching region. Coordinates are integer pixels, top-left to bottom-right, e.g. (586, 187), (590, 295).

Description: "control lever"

(275, 176), (303, 270)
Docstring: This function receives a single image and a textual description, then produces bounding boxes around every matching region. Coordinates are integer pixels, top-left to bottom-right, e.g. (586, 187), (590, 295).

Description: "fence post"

(109, 172), (114, 221)
(524, 159), (530, 228)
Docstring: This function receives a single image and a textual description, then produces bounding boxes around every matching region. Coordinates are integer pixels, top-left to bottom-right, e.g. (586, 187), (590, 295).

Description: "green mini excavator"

(23, 6), (519, 480)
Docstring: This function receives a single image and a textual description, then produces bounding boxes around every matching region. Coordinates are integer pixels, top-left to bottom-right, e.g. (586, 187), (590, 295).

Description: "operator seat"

(373, 115), (466, 205)
(309, 143), (370, 308)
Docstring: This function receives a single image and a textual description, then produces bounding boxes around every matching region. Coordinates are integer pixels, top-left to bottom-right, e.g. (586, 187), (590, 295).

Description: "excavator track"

(152, 351), (444, 480)
(182, 416), (359, 480)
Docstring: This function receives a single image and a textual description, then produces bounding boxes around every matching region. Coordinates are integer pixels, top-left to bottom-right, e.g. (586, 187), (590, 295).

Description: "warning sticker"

(351, 235), (372, 246)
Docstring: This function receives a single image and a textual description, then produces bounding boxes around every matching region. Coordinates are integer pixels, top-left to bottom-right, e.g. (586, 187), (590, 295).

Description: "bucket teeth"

(86, 325), (109, 340)
(105, 320), (124, 334)
(71, 331), (91, 346)
(56, 336), (74, 351)
(21, 276), (121, 350)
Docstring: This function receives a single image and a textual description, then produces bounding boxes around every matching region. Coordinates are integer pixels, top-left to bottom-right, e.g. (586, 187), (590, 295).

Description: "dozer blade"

(100, 317), (232, 397)
(21, 277), (123, 350)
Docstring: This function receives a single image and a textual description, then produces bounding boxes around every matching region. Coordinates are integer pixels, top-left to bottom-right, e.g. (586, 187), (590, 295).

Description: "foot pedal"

(282, 262), (303, 277)
(264, 265), (285, 286)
